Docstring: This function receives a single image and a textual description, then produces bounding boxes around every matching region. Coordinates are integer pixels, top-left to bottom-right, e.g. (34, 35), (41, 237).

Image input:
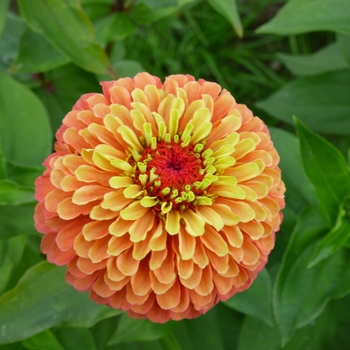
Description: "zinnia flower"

(34, 72), (285, 323)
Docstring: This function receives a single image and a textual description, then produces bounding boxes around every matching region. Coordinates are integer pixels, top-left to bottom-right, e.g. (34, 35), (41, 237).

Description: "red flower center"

(146, 142), (204, 189)
(133, 141), (207, 211)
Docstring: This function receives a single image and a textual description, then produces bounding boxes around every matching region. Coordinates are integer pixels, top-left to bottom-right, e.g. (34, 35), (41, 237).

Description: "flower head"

(35, 73), (285, 323)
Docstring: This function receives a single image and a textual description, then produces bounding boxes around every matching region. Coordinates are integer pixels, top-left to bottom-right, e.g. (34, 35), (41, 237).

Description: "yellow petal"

(123, 184), (144, 198)
(180, 210), (205, 237)
(117, 125), (143, 152)
(109, 176), (134, 189)
(178, 225), (196, 260)
(196, 206), (224, 231)
(165, 210), (180, 235)
(120, 200), (149, 220)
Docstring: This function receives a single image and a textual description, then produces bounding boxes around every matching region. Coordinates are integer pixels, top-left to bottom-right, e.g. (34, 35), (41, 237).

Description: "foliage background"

(1, 0), (350, 349)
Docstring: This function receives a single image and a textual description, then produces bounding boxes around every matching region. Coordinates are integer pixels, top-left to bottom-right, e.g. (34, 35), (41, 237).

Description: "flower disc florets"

(34, 73), (285, 323)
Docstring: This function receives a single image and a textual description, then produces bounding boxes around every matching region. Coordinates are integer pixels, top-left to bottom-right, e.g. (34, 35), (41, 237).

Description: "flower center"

(131, 139), (216, 212)
(145, 142), (204, 190)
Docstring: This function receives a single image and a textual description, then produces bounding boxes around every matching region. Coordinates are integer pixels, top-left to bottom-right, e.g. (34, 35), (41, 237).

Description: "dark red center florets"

(146, 142), (204, 189)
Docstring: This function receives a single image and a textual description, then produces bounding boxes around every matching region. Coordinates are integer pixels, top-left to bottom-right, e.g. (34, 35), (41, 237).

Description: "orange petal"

(150, 271), (176, 294)
(129, 210), (154, 242)
(200, 225), (228, 257)
(241, 240), (260, 266)
(156, 278), (181, 310)
(153, 250), (176, 284)
(131, 260), (152, 296)
(82, 220), (112, 241)
(192, 239), (209, 268)
(117, 248), (140, 276)
(56, 217), (90, 251)
(108, 234), (133, 256)
(88, 235), (110, 263)
(179, 262), (202, 289)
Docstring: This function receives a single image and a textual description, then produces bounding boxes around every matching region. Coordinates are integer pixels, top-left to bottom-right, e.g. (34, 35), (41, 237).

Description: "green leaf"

(0, 71), (52, 167)
(337, 33), (350, 61)
(295, 117), (350, 225)
(173, 308), (225, 350)
(55, 328), (96, 350)
(256, 0), (350, 36)
(94, 13), (135, 43)
(0, 262), (121, 344)
(12, 29), (70, 73)
(113, 60), (145, 78)
(0, 235), (27, 295)
(270, 127), (317, 215)
(256, 70), (350, 135)
(273, 208), (350, 345)
(4, 162), (43, 188)
(0, 202), (37, 238)
(207, 0), (243, 38)
(22, 330), (64, 350)
(0, 180), (34, 206)
(238, 297), (349, 350)
(108, 314), (178, 345)
(127, 3), (177, 24)
(237, 316), (280, 350)
(17, 0), (112, 75)
(0, 0), (10, 37)
(277, 42), (349, 77)
(33, 64), (99, 132)
(224, 268), (273, 326)
(0, 12), (27, 72)
(309, 205), (350, 267)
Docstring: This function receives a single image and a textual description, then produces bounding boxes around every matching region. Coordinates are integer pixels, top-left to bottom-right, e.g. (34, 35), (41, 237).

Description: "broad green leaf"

(113, 60), (145, 78)
(207, 0), (243, 38)
(0, 235), (27, 295)
(127, 4), (177, 24)
(12, 29), (70, 73)
(33, 64), (99, 132)
(0, 12), (27, 72)
(55, 328), (96, 350)
(256, 0), (350, 36)
(94, 13), (135, 43)
(0, 180), (34, 206)
(295, 118), (350, 225)
(22, 330), (64, 350)
(0, 0), (10, 37)
(278, 42), (349, 77)
(237, 316), (280, 350)
(173, 308), (225, 350)
(309, 205), (350, 267)
(224, 268), (273, 326)
(238, 297), (348, 350)
(0, 262), (120, 344)
(273, 208), (350, 345)
(108, 314), (178, 345)
(337, 33), (350, 61)
(0, 71), (52, 167)
(270, 127), (317, 215)
(0, 137), (6, 179)
(256, 70), (350, 135)
(17, 0), (112, 75)
(5, 162), (43, 188)
(0, 202), (37, 238)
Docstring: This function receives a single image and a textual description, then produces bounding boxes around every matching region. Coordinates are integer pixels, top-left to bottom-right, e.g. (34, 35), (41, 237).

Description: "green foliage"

(1, 0), (350, 349)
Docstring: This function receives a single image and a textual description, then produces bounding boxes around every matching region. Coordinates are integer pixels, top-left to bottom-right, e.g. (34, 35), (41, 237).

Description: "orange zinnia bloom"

(34, 73), (285, 323)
